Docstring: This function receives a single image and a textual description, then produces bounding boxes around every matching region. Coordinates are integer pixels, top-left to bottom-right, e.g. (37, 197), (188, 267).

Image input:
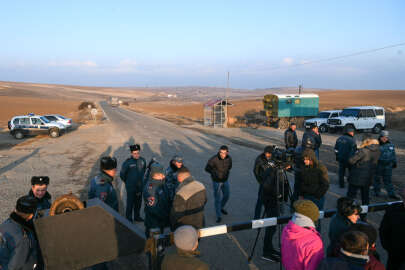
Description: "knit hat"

(293, 200), (319, 223)
(150, 163), (165, 176)
(31, 176), (50, 186)
(380, 130), (389, 138)
(16, 195), (38, 214)
(174, 225), (198, 251)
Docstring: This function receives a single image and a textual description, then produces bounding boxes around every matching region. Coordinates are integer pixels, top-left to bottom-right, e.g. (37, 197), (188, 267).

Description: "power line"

(264, 42), (405, 71)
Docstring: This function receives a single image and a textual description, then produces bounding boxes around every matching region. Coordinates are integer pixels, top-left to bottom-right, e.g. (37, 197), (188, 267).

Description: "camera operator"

(261, 156), (291, 262)
(253, 145), (275, 219)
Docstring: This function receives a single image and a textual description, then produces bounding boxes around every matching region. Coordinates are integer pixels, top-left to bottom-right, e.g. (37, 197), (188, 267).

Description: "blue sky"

(1, 1), (404, 89)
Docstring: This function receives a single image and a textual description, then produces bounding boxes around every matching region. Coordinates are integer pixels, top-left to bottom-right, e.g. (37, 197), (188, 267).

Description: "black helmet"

(100, 156), (117, 171)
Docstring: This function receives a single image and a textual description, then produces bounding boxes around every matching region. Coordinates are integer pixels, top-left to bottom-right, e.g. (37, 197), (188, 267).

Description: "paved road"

(100, 101), (391, 270)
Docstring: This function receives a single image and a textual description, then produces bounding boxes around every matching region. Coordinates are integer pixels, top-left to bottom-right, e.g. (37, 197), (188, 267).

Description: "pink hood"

(281, 220), (324, 270)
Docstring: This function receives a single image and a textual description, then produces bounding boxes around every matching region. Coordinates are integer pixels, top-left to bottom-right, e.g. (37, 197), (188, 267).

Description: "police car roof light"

(28, 113), (35, 116)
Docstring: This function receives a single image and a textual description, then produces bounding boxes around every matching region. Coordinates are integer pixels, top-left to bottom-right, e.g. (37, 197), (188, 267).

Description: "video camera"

(271, 146), (295, 168)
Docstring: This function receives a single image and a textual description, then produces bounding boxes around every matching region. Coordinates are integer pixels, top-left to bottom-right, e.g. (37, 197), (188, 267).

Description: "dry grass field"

(128, 90), (405, 130)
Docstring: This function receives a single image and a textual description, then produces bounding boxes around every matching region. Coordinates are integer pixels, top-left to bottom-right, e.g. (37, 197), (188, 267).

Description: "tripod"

(248, 165), (292, 268)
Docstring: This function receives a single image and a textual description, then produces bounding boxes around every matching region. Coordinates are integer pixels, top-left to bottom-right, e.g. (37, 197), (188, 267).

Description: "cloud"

(48, 60), (97, 68)
(282, 57), (294, 65)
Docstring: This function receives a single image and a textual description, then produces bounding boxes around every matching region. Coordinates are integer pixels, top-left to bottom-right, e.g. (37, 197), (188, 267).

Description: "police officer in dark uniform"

(0, 195), (39, 270)
(120, 144), (147, 222)
(334, 127), (357, 188)
(374, 130), (399, 199)
(302, 123), (322, 159)
(143, 163), (171, 237)
(165, 155), (184, 202)
(28, 176), (52, 211)
(253, 145), (275, 219)
(88, 156), (119, 211)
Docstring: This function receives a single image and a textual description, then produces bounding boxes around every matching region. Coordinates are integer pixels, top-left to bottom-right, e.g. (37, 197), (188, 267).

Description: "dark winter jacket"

(120, 156), (147, 192)
(335, 133), (357, 163)
(378, 140), (397, 166)
(143, 178), (171, 229)
(28, 190), (51, 211)
(316, 250), (369, 270)
(162, 248), (209, 270)
(205, 154), (232, 183)
(328, 213), (354, 256)
(302, 129), (322, 151)
(380, 203), (405, 270)
(170, 176), (207, 230)
(285, 128), (298, 149)
(253, 153), (274, 184)
(0, 213), (38, 270)
(300, 149), (329, 199)
(348, 140), (380, 187)
(88, 171), (119, 211)
(165, 162), (181, 201)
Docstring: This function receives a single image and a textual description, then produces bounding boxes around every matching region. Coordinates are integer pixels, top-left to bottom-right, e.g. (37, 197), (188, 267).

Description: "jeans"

(263, 206), (279, 255)
(374, 164), (394, 196)
(303, 195), (325, 232)
(315, 149), (320, 160)
(254, 185), (263, 219)
(338, 162), (350, 187)
(213, 181), (230, 218)
(126, 189), (142, 221)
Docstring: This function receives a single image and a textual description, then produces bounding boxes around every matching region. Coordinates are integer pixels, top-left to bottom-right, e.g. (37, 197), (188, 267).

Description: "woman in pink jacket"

(281, 200), (324, 270)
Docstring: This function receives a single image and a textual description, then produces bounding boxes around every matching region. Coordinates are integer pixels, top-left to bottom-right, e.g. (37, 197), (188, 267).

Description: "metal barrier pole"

(149, 228), (160, 270)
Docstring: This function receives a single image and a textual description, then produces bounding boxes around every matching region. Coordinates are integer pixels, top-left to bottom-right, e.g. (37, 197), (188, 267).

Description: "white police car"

(8, 113), (66, 139)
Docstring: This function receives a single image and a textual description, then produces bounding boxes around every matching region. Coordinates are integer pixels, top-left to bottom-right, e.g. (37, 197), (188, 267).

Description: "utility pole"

(224, 71), (230, 128)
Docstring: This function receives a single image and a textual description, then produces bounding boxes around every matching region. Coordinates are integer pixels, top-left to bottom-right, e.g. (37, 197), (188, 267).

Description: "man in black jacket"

(380, 188), (405, 270)
(302, 123), (322, 159)
(334, 127), (357, 188)
(284, 123), (298, 150)
(205, 145), (232, 223)
(253, 145), (275, 219)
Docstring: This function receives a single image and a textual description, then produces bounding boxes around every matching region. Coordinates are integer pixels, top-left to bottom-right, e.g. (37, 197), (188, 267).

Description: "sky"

(1, 1), (405, 89)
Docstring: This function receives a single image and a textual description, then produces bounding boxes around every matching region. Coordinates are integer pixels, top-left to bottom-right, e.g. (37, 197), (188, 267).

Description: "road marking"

(226, 233), (259, 270)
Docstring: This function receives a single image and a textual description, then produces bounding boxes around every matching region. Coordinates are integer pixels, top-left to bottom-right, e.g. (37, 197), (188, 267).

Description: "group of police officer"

(0, 123), (399, 269)
(0, 176), (52, 270)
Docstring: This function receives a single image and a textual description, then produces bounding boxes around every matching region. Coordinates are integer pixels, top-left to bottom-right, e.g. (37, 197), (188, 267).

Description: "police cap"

(264, 145), (274, 154)
(31, 176), (50, 186)
(100, 156), (117, 171)
(129, 144), (141, 152)
(16, 195), (38, 214)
